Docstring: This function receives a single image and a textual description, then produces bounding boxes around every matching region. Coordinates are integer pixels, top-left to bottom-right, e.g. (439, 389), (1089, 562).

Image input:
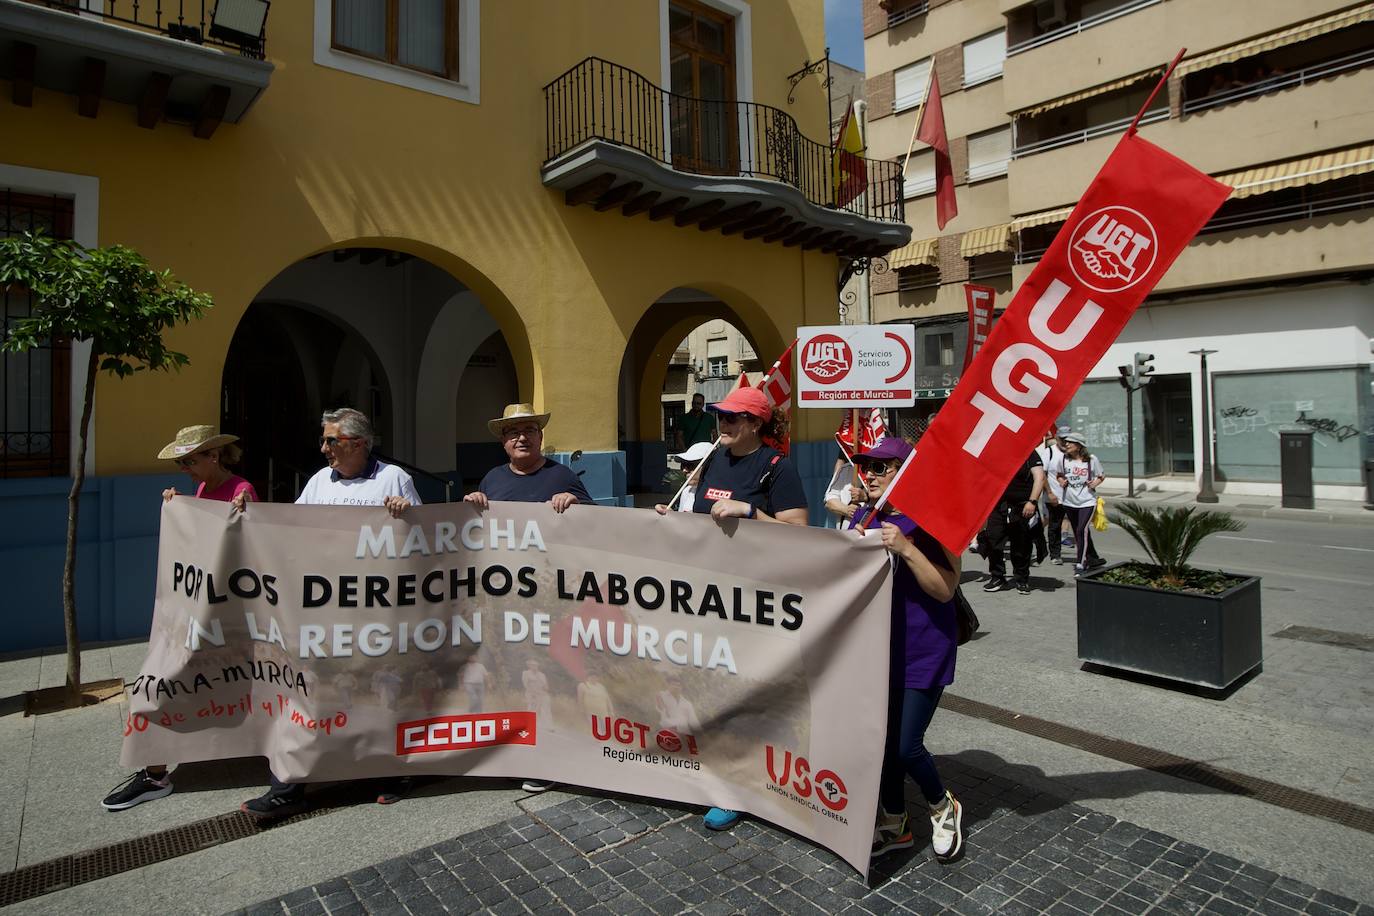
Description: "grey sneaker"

(872, 810), (913, 857)
(930, 792), (963, 861)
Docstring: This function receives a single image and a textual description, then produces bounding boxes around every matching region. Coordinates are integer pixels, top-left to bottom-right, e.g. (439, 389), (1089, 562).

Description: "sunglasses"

(174, 454), (201, 468)
(857, 461), (900, 477)
(715, 411), (752, 423)
(319, 435), (361, 448)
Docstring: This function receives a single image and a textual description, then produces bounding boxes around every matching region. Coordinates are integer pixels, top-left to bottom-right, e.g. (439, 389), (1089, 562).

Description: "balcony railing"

(544, 57), (905, 224)
(1012, 108), (1168, 159)
(1007, 0), (1161, 57)
(887, 1), (928, 30)
(1182, 48), (1374, 115)
(22, 0), (267, 59)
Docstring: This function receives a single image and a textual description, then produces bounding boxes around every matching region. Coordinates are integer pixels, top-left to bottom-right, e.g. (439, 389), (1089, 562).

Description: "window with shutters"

(962, 30), (1006, 87)
(967, 126), (1012, 181)
(893, 57), (931, 112)
(1, 191), (73, 478)
(923, 332), (955, 367)
(903, 150), (936, 198)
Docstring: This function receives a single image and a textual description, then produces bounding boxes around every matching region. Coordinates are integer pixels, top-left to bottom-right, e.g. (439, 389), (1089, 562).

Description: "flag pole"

(1126, 48), (1186, 136)
(901, 70), (935, 176)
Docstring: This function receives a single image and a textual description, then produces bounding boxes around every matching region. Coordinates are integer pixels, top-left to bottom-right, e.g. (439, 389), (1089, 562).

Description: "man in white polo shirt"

(242, 407), (419, 819)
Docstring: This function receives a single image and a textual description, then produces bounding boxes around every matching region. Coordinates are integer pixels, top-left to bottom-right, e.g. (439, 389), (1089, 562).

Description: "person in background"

(102, 425), (257, 811)
(982, 449), (1045, 595)
(674, 392), (716, 452)
(849, 438), (965, 864)
(1034, 427), (1062, 565)
(824, 452), (866, 529)
(658, 440), (714, 513)
(1051, 432), (1107, 577)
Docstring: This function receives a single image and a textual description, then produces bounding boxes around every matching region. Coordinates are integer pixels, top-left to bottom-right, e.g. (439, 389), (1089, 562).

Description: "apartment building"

(863, 0), (1373, 500)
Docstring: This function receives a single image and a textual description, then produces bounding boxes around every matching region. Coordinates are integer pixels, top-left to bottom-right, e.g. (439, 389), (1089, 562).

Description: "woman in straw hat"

(100, 425), (256, 811)
(155, 424), (257, 510)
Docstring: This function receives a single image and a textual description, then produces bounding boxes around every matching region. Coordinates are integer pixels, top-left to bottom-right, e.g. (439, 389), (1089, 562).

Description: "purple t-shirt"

(852, 508), (958, 690)
(197, 474), (257, 503)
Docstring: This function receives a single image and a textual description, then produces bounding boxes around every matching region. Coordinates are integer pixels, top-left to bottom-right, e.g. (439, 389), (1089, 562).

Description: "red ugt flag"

(917, 72), (957, 230)
(757, 339), (796, 454)
(835, 408), (886, 459)
(887, 132), (1231, 553)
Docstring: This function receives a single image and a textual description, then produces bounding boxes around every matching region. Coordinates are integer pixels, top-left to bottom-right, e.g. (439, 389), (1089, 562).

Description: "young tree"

(0, 232), (212, 699)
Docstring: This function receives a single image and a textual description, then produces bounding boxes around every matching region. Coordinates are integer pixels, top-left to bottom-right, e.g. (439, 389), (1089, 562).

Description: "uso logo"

(1068, 206), (1158, 294)
(801, 334), (852, 384)
(765, 745), (849, 812)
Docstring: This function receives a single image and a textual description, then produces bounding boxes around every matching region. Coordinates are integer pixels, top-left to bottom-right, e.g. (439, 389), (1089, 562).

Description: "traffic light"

(1133, 352), (1156, 387)
(1117, 364), (1133, 389)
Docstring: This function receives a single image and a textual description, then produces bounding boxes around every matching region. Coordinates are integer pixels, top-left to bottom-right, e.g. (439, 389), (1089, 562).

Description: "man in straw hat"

(464, 403), (591, 793)
(241, 407), (418, 820)
(463, 403), (591, 513)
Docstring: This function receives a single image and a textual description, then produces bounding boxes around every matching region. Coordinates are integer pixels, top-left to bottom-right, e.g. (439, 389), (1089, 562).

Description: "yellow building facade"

(0, 0), (908, 650)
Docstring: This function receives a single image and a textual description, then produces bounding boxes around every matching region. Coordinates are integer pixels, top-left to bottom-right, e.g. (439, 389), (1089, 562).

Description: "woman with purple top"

(849, 437), (965, 863)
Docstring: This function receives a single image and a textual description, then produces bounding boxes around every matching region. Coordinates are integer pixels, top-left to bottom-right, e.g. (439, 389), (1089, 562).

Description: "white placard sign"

(796, 325), (916, 408)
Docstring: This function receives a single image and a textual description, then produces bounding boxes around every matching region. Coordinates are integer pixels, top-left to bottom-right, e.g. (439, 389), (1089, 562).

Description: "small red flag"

(963, 284), (997, 370)
(835, 408), (886, 459)
(756, 339), (796, 454)
(916, 72), (957, 230)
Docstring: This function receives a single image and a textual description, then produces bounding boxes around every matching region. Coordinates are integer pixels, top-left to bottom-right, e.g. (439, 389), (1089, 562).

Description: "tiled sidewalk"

(234, 760), (1372, 916)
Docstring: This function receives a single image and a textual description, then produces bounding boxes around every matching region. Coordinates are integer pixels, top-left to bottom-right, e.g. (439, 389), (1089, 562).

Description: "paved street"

(3, 510), (1373, 914)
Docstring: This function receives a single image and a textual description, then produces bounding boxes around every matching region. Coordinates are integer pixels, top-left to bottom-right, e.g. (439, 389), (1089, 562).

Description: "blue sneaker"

(703, 807), (740, 830)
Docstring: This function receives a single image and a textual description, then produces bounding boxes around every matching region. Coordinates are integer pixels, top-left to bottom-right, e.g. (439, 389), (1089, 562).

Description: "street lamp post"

(1191, 348), (1219, 503)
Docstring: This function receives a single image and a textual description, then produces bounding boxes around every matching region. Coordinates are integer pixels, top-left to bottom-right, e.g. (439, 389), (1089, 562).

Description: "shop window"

(1, 191), (73, 478)
(923, 332), (955, 367)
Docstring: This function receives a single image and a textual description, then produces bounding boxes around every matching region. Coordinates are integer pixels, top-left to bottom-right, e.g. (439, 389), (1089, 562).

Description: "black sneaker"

(1087, 557), (1107, 569)
(872, 811), (914, 857)
(102, 769), (172, 811)
(1016, 581), (1032, 595)
(377, 776), (414, 805)
(241, 785), (307, 820)
(982, 578), (1008, 593)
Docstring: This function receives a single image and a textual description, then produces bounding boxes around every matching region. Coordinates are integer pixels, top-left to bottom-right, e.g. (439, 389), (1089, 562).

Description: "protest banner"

(122, 498), (894, 872)
(887, 130), (1231, 552)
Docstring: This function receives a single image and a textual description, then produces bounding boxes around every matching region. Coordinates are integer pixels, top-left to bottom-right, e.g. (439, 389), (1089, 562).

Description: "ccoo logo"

(1068, 206), (1158, 294)
(802, 335), (852, 384)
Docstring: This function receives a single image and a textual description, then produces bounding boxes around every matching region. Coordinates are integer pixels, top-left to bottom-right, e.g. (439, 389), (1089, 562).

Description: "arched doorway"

(221, 247), (521, 502)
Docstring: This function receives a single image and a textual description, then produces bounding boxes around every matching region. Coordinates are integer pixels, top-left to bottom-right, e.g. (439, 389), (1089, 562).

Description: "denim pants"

(879, 683), (947, 814)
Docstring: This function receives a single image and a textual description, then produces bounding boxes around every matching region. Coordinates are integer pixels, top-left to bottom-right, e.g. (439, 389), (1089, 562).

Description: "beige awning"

(1015, 67), (1164, 118)
(888, 236), (938, 268)
(1215, 144), (1374, 199)
(1010, 206), (1075, 231)
(959, 224), (1013, 257)
(1175, 3), (1374, 79)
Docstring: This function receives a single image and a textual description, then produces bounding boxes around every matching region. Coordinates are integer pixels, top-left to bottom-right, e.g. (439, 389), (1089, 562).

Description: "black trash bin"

(1279, 427), (1315, 510)
(1365, 458), (1374, 510)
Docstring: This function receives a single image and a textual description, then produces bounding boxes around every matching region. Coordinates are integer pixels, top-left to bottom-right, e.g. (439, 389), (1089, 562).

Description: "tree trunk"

(63, 347), (98, 698)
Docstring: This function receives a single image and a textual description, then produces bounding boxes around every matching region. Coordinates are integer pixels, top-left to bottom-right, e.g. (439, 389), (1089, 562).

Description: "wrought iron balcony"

(542, 57), (909, 260)
(17, 0), (267, 57)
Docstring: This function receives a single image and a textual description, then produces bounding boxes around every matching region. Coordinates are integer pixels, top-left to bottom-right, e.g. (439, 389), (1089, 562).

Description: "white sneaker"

(930, 792), (963, 860)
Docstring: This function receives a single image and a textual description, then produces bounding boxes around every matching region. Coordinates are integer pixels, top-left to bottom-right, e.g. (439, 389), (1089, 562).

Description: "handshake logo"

(1068, 207), (1158, 293)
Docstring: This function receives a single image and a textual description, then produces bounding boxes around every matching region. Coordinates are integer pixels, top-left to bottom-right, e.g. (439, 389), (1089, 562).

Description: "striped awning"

(888, 236), (938, 268)
(1015, 67), (1164, 118)
(1010, 206), (1075, 231)
(1214, 144), (1374, 199)
(1175, 3), (1374, 79)
(959, 224), (1013, 257)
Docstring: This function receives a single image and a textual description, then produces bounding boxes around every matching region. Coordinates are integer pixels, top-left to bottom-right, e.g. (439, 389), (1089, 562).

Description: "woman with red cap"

(851, 437), (965, 863)
(682, 385), (808, 830)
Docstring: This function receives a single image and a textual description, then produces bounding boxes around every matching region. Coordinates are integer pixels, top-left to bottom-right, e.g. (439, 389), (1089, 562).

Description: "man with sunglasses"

(295, 407), (421, 511)
(242, 407), (418, 820)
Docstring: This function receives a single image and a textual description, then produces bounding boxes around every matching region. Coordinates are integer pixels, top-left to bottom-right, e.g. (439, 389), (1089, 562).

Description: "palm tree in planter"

(1075, 503), (1262, 692)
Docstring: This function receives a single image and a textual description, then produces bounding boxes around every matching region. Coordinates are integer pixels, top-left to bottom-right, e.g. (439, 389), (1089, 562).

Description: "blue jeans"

(879, 684), (947, 813)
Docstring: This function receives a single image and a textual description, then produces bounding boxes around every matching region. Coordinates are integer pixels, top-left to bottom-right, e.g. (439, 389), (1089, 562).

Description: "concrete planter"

(1075, 562), (1262, 690)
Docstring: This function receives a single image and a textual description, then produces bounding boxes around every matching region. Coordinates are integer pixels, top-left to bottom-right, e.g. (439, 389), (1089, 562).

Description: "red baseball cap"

(708, 387), (771, 421)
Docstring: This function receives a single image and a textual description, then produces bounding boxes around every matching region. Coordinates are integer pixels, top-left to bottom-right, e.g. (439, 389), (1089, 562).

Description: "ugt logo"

(1068, 206), (1158, 293)
(765, 745), (849, 812)
(802, 334), (852, 384)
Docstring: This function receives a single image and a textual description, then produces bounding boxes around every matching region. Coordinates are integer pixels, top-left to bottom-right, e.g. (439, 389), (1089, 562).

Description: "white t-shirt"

(1036, 443), (1065, 501)
(297, 457), (422, 507)
(1050, 455), (1104, 509)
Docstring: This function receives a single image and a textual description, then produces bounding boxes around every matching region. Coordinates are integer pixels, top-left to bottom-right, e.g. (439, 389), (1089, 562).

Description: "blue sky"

(825, 0), (864, 70)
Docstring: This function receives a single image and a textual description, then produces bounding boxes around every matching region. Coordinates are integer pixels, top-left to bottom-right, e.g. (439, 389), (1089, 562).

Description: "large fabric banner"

(122, 499), (893, 871)
(889, 133), (1231, 551)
